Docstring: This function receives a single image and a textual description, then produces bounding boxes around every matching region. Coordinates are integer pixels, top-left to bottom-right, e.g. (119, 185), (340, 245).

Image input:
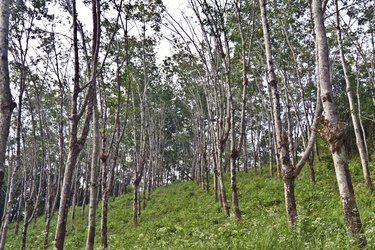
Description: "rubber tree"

(259, 0), (297, 225)
(0, 0), (17, 248)
(259, 0), (323, 226)
(54, 0), (101, 248)
(0, 0), (16, 191)
(312, 0), (366, 246)
(334, 0), (372, 192)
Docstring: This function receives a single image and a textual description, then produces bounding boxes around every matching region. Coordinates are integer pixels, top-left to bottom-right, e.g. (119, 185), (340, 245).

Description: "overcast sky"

(157, 0), (190, 63)
(73, 0), (190, 63)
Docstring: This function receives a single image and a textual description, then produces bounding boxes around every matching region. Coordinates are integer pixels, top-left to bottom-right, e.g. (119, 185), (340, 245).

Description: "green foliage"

(5, 157), (375, 249)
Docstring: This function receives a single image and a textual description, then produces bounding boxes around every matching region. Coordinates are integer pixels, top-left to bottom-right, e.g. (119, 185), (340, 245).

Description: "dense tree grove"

(0, 0), (374, 248)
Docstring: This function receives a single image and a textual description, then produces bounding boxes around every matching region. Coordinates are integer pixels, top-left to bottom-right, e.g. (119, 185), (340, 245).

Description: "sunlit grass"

(5, 154), (375, 249)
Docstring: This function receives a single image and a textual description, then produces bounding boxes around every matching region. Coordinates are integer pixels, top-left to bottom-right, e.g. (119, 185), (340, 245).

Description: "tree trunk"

(213, 170), (218, 202)
(259, 0), (296, 225)
(133, 184), (139, 225)
(216, 150), (230, 217)
(355, 65), (371, 162)
(0, 7), (15, 243)
(0, 159), (19, 249)
(85, 94), (100, 250)
(54, 0), (100, 247)
(284, 178), (297, 224)
(308, 151), (316, 183)
(230, 155), (241, 219)
(14, 187), (23, 235)
(335, 0), (373, 192)
(142, 171), (147, 210)
(70, 168), (78, 231)
(312, 0), (366, 246)
(268, 115), (274, 177)
(101, 182), (109, 249)
(0, 0), (15, 192)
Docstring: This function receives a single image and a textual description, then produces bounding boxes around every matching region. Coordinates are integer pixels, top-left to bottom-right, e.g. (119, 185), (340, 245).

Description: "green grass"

(5, 156), (375, 249)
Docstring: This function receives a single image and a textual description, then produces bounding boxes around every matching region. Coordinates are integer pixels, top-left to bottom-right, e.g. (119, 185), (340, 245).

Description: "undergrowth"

(5, 155), (375, 249)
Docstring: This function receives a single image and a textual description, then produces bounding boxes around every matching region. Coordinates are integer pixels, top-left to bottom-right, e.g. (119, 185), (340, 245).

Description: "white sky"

(72, 0), (190, 64)
(157, 0), (190, 63)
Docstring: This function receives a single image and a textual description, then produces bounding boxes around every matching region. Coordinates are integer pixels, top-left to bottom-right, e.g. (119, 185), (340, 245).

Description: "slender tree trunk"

(101, 169), (109, 249)
(284, 88), (295, 167)
(308, 151), (316, 183)
(312, 0), (366, 245)
(0, 76), (25, 249)
(0, 160), (19, 249)
(284, 178), (297, 224)
(54, 0), (100, 247)
(230, 101), (241, 220)
(335, 0), (372, 192)
(355, 64), (371, 162)
(244, 139), (249, 174)
(54, 144), (83, 249)
(213, 170), (218, 202)
(133, 183), (139, 225)
(230, 156), (241, 219)
(21, 208), (30, 250)
(44, 96), (65, 249)
(70, 168), (78, 231)
(100, 140), (115, 249)
(142, 171), (147, 209)
(259, 0), (296, 225)
(268, 115), (274, 177)
(0, 0), (15, 192)
(217, 149), (230, 217)
(205, 155), (209, 193)
(85, 94), (100, 250)
(14, 187), (23, 235)
(81, 161), (89, 221)
(0, 7), (16, 246)
(250, 130), (257, 175)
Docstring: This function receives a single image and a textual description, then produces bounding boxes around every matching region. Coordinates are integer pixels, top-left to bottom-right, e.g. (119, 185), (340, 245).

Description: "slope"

(5, 157), (375, 249)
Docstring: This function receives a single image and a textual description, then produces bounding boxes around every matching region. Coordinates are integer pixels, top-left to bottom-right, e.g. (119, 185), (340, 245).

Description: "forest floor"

(6, 154), (375, 249)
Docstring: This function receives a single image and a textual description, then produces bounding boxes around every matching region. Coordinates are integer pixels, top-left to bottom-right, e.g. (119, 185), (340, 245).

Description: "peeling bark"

(312, 0), (366, 246)
(259, 0), (296, 225)
(0, 1), (18, 247)
(0, 0), (16, 189)
(335, 0), (372, 192)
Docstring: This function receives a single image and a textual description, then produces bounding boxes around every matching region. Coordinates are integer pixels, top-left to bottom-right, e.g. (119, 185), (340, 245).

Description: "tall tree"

(259, 0), (296, 225)
(312, 0), (366, 246)
(0, 0), (16, 190)
(54, 0), (101, 248)
(334, 0), (373, 192)
(0, 0), (16, 248)
(85, 90), (99, 250)
(258, 0), (322, 226)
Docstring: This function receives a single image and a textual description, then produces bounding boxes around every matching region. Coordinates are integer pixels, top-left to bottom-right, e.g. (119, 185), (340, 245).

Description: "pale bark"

(335, 0), (372, 192)
(189, 0), (231, 218)
(259, 0), (296, 225)
(0, 0), (16, 190)
(44, 86), (65, 250)
(132, 18), (149, 225)
(54, 0), (100, 248)
(101, 8), (130, 247)
(0, 155), (19, 250)
(70, 167), (78, 230)
(85, 93), (99, 250)
(0, 2), (27, 244)
(230, 0), (256, 220)
(355, 65), (371, 162)
(268, 114), (274, 176)
(312, 0), (366, 246)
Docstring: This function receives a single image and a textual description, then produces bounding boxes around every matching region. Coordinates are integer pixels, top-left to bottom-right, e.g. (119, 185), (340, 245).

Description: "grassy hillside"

(5, 157), (375, 249)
